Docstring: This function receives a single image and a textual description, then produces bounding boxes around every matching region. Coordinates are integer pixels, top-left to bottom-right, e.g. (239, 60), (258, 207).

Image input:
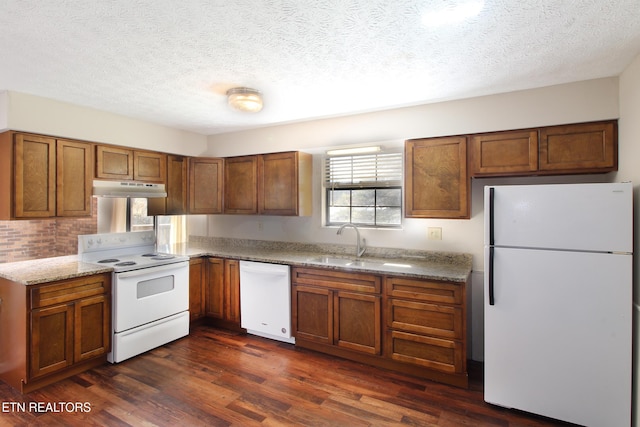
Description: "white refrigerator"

(484, 182), (633, 427)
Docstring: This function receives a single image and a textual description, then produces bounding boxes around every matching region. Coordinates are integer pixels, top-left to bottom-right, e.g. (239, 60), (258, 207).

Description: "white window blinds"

(324, 151), (403, 188)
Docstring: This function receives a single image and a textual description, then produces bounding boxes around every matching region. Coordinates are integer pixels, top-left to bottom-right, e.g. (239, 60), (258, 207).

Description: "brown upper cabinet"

(469, 129), (538, 175)
(224, 151), (313, 216)
(539, 121), (616, 173)
(189, 157), (223, 214)
(95, 145), (133, 180)
(405, 136), (470, 219)
(0, 132), (93, 219)
(259, 151), (312, 216)
(224, 155), (258, 214)
(165, 155), (189, 214)
(148, 154), (189, 215)
(56, 139), (93, 217)
(149, 155), (223, 216)
(470, 120), (617, 177)
(95, 145), (166, 183)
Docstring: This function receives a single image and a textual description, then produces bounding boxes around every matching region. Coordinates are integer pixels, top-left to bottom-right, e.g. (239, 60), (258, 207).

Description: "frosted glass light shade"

(226, 87), (263, 113)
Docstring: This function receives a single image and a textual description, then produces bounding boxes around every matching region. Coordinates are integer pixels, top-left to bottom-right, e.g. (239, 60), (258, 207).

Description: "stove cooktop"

(78, 231), (189, 272)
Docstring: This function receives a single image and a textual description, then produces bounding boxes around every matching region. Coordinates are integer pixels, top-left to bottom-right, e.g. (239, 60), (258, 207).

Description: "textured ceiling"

(1, 0), (640, 136)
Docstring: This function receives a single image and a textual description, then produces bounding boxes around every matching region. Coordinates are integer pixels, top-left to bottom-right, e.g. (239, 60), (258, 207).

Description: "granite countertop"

(170, 237), (473, 283)
(0, 238), (473, 286)
(0, 255), (113, 285)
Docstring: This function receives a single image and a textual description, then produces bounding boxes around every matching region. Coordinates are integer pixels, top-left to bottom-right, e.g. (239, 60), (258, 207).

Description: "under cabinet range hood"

(93, 180), (167, 198)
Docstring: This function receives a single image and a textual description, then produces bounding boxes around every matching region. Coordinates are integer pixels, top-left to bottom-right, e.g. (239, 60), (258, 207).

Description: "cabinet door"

(539, 121), (617, 173)
(259, 152), (299, 215)
(469, 130), (538, 176)
(14, 133), (56, 218)
(224, 155), (258, 214)
(30, 303), (74, 378)
(75, 295), (110, 362)
(166, 155), (188, 214)
(292, 285), (333, 345)
(205, 257), (224, 319)
(189, 158), (223, 214)
(56, 139), (93, 217)
(96, 145), (134, 180)
(224, 259), (241, 324)
(189, 257), (206, 321)
(134, 150), (167, 183)
(405, 136), (469, 219)
(334, 291), (381, 355)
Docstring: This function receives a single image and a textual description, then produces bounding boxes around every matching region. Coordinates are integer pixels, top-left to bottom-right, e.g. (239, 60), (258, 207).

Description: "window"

(325, 150), (403, 227)
(130, 198), (154, 232)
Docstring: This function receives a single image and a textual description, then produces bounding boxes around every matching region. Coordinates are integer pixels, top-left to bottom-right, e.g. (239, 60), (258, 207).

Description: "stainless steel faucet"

(337, 223), (366, 257)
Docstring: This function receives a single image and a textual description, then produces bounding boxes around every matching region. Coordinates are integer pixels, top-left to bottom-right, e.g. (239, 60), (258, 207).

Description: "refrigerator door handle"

(489, 246), (495, 305)
(489, 187), (495, 246)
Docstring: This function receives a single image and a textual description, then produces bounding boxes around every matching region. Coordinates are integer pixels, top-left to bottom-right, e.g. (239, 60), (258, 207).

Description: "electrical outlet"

(427, 227), (442, 240)
(257, 221), (264, 232)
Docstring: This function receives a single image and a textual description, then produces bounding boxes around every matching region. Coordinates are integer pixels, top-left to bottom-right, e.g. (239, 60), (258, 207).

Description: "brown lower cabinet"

(292, 267), (468, 388)
(189, 257), (206, 321)
(384, 276), (466, 379)
(203, 257), (242, 329)
(0, 273), (111, 393)
(292, 268), (382, 356)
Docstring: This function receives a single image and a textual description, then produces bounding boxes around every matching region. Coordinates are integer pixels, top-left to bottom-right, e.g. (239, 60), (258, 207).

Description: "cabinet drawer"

(386, 330), (464, 374)
(31, 274), (110, 309)
(384, 277), (462, 305)
(292, 267), (381, 294)
(387, 299), (462, 339)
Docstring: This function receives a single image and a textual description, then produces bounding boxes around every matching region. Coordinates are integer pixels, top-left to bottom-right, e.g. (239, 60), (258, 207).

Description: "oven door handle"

(115, 261), (188, 279)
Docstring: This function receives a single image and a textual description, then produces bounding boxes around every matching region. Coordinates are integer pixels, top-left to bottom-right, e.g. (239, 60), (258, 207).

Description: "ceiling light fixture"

(226, 87), (263, 113)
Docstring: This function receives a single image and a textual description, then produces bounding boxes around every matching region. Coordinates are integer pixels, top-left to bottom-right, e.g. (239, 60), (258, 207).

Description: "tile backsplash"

(0, 200), (97, 263)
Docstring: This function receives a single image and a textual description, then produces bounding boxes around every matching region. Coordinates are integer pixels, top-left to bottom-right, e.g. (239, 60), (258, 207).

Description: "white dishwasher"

(239, 260), (295, 344)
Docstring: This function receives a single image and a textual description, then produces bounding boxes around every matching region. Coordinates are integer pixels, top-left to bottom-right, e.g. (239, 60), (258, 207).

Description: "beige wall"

(0, 91), (7, 130)
(204, 77), (620, 272)
(203, 77), (624, 362)
(2, 91), (208, 156)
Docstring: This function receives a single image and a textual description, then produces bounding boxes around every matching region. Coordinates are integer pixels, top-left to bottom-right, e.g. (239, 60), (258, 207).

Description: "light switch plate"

(427, 227), (442, 240)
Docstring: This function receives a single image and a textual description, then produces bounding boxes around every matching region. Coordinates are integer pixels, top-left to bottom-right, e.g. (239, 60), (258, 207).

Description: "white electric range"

(78, 231), (190, 363)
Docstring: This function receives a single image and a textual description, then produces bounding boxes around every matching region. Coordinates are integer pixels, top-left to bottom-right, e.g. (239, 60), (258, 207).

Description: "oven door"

(113, 261), (189, 332)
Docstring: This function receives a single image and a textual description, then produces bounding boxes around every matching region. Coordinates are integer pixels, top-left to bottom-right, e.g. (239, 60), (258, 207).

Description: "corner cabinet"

(0, 132), (93, 219)
(404, 136), (470, 219)
(148, 154), (191, 216)
(0, 273), (111, 393)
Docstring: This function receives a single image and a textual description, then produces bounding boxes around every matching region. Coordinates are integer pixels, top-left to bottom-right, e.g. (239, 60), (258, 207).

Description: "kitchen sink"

(306, 255), (385, 268)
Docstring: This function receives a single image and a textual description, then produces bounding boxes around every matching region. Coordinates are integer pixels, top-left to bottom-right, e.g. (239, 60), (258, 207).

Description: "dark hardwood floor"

(0, 326), (572, 426)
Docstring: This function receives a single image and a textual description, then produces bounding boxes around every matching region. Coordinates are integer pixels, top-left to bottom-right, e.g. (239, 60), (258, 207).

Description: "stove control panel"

(78, 231), (156, 254)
